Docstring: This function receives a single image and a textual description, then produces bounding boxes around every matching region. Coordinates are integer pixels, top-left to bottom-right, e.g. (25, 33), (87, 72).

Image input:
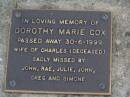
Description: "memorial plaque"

(5, 10), (112, 95)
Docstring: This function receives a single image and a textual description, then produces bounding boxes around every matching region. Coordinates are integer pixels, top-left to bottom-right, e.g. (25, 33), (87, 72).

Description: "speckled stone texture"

(0, 0), (130, 97)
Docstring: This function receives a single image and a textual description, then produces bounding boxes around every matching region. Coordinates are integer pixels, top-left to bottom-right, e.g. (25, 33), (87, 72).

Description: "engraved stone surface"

(0, 0), (130, 97)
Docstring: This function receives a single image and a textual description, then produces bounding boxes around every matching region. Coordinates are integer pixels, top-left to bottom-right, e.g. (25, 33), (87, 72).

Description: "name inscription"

(5, 10), (111, 95)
